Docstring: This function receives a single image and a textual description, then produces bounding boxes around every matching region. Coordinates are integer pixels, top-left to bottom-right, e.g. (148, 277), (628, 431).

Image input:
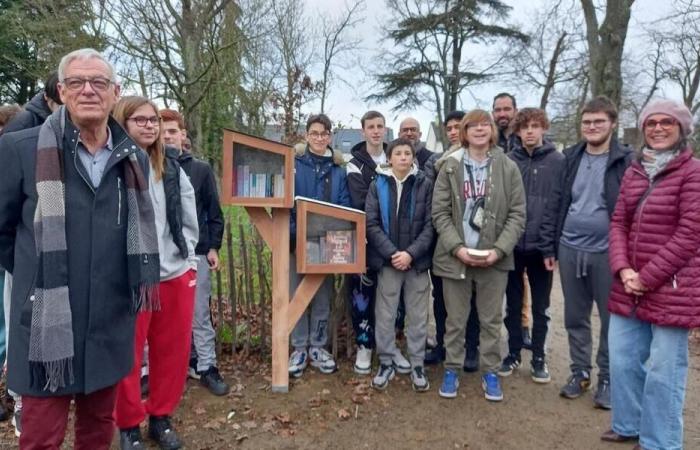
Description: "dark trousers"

(350, 271), (377, 348)
(433, 272), (480, 350)
(20, 385), (117, 450)
(505, 250), (552, 358)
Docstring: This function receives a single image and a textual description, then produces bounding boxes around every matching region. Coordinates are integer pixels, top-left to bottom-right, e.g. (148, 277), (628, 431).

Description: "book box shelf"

(295, 197), (366, 274)
(221, 128), (294, 208)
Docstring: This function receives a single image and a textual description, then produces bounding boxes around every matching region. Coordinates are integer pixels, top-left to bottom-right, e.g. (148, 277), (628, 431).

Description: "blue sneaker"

(439, 369), (459, 398)
(482, 372), (503, 401)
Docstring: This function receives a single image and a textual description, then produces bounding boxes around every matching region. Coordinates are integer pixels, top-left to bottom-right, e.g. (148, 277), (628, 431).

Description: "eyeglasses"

(581, 119), (609, 128)
(128, 116), (160, 127)
(62, 77), (113, 92)
(400, 127), (419, 133)
(466, 121), (491, 129)
(644, 118), (677, 130)
(308, 131), (330, 139)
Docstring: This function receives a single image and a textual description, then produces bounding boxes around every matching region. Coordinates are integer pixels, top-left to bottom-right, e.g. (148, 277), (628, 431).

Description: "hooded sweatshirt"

(2, 92), (53, 134)
(150, 167), (199, 280)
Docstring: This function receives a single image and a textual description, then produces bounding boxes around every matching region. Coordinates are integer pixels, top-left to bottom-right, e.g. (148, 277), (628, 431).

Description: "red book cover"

(325, 230), (354, 264)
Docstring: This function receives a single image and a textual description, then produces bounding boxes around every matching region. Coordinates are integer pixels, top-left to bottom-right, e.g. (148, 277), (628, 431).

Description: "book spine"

(243, 165), (250, 197)
(236, 165), (243, 197)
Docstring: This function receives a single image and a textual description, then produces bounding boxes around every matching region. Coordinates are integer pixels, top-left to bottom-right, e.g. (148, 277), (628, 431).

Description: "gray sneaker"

(560, 371), (591, 399)
(371, 364), (396, 390)
(12, 408), (21, 438)
(530, 357), (551, 384)
(410, 366), (430, 392)
(593, 379), (611, 409)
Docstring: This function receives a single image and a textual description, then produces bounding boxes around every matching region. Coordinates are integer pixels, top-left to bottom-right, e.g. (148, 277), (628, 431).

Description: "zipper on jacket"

(117, 177), (122, 225)
(631, 169), (650, 269)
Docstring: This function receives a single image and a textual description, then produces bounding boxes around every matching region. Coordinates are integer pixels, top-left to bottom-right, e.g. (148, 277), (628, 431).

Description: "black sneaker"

(560, 371), (591, 399)
(522, 327), (532, 350)
(0, 402), (8, 422)
(120, 426), (146, 450)
(199, 366), (231, 396)
(463, 346), (479, 372)
(424, 346), (445, 365)
(530, 356), (551, 384)
(497, 353), (521, 377)
(593, 379), (611, 409)
(148, 416), (182, 450)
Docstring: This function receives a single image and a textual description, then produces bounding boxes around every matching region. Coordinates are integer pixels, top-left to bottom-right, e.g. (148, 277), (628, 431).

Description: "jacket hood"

(510, 140), (557, 161)
(25, 92), (52, 120)
(350, 140), (387, 166)
(295, 143), (344, 165)
(567, 136), (632, 164)
(375, 162), (419, 180)
(178, 151), (193, 163)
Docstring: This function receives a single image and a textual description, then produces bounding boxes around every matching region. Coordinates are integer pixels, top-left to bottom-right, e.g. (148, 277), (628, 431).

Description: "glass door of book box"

(303, 213), (358, 271)
(233, 144), (286, 199)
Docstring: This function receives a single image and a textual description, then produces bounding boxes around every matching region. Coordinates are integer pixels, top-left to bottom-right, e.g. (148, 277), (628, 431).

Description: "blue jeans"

(609, 313), (689, 450)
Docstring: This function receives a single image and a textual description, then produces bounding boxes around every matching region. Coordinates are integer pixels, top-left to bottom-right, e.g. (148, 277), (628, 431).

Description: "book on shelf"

(325, 230), (355, 264)
(232, 164), (285, 198)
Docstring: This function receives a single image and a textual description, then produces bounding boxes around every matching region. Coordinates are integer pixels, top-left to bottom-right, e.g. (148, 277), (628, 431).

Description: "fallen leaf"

(337, 408), (351, 420)
(351, 395), (364, 405)
(308, 397), (322, 408)
(235, 434), (248, 442)
(242, 420), (258, 430)
(194, 407), (206, 415)
(345, 378), (361, 386)
(227, 411), (236, 420)
(353, 384), (369, 395)
(232, 423), (241, 431)
(203, 420), (221, 430)
(262, 421), (276, 432)
(321, 388), (331, 395)
(275, 413), (292, 425)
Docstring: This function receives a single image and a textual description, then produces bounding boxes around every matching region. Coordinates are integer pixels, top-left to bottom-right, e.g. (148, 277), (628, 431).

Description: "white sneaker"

(309, 347), (337, 374)
(354, 346), (372, 375)
(12, 409), (21, 437)
(392, 350), (411, 374)
(371, 364), (395, 390)
(288, 349), (308, 378)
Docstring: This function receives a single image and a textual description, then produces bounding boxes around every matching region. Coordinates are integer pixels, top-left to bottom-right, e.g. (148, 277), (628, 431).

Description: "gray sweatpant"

(375, 266), (429, 368)
(558, 243), (611, 381)
(443, 267), (508, 373)
(192, 255), (218, 372)
(290, 253), (333, 350)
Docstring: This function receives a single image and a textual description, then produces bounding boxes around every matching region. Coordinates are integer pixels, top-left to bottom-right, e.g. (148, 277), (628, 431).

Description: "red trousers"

(20, 385), (117, 450)
(114, 270), (196, 428)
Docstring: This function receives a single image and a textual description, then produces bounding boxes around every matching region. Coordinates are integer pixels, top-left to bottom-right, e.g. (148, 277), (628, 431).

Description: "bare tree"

(270, 0), (317, 142)
(504, 0), (587, 110)
(101, 0), (240, 142)
(318, 1), (365, 113)
(580, 0), (635, 108)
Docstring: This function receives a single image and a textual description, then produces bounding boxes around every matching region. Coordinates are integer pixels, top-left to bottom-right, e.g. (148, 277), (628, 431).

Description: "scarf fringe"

(133, 282), (161, 313)
(30, 358), (74, 393)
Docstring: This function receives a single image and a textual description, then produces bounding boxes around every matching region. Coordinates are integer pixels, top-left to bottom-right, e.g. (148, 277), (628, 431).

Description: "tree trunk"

(580, 0), (634, 108)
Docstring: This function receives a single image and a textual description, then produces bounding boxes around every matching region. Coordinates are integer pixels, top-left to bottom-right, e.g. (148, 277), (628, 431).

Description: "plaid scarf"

(31, 107), (160, 392)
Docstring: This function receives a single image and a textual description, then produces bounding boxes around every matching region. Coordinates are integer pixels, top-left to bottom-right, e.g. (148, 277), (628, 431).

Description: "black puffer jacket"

(2, 92), (52, 134)
(538, 137), (633, 258)
(178, 152), (224, 255)
(508, 140), (565, 253)
(365, 165), (434, 272)
(346, 141), (387, 211)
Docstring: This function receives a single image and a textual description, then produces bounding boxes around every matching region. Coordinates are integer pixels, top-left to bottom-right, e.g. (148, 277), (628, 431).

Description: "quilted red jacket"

(608, 148), (700, 328)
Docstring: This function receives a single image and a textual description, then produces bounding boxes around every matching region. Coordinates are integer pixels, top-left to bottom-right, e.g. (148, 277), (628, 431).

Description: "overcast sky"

(302, 0), (676, 133)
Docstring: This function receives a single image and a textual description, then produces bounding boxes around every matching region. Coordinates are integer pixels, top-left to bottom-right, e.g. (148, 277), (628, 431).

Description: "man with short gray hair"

(0, 48), (156, 448)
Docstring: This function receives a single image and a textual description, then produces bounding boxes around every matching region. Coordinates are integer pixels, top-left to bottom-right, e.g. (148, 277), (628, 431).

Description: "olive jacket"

(431, 146), (526, 280)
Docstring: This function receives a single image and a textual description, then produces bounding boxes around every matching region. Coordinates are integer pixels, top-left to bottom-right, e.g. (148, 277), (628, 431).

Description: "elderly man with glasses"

(0, 48), (156, 449)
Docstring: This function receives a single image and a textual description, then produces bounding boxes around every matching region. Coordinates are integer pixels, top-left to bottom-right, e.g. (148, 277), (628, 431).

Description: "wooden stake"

(270, 208), (290, 393)
(226, 220), (237, 355)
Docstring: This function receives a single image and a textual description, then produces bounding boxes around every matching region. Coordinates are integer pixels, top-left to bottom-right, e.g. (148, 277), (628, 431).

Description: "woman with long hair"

(603, 99), (700, 450)
(112, 96), (199, 450)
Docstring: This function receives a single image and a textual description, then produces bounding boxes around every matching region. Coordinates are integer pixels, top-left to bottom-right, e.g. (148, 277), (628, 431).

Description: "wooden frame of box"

(220, 128), (294, 208)
(295, 197), (366, 274)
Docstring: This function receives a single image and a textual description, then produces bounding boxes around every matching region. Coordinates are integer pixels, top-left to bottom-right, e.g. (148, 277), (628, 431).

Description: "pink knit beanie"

(639, 99), (694, 137)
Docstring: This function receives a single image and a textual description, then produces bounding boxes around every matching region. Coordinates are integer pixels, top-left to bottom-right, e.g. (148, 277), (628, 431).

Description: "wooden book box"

(221, 128), (294, 208)
(295, 197), (366, 274)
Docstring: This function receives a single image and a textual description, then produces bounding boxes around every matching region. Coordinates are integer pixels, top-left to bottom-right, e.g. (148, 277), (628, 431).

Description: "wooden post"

(270, 208), (290, 392)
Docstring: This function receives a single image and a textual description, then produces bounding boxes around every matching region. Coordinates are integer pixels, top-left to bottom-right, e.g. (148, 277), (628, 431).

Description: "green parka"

(431, 146), (526, 280)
